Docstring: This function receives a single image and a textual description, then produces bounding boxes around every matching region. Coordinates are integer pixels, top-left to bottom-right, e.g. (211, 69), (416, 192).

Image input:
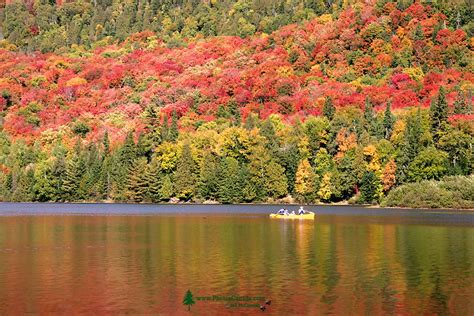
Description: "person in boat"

(277, 209), (285, 215)
(298, 206), (306, 215)
(291, 210), (296, 215)
(284, 209), (290, 216)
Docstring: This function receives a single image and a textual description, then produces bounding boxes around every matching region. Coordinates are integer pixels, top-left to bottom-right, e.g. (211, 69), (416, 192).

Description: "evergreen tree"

(244, 113), (257, 130)
(405, 108), (423, 160)
(277, 143), (300, 194)
(323, 96), (335, 120)
(383, 101), (395, 139)
(63, 151), (86, 201)
(125, 157), (149, 202)
(102, 130), (110, 158)
(173, 143), (196, 200)
(430, 87), (448, 139)
(259, 119), (278, 154)
(364, 97), (375, 135)
(359, 171), (379, 204)
(265, 161), (288, 199)
(217, 157), (242, 203)
(161, 114), (170, 142)
(453, 91), (466, 114)
(169, 110), (179, 142)
(159, 175), (174, 201)
(146, 157), (163, 202)
(197, 152), (220, 200)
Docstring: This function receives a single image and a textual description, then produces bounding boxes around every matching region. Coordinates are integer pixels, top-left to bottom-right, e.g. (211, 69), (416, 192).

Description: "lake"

(0, 203), (473, 314)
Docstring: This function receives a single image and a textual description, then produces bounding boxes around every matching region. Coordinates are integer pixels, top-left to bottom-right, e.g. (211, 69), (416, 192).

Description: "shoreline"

(0, 201), (473, 212)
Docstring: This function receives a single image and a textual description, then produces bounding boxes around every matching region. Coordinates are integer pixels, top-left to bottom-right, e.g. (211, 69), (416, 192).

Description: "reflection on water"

(0, 214), (472, 314)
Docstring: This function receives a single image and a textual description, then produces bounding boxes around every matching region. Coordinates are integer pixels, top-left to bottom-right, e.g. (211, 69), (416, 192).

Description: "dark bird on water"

(260, 305), (266, 311)
(265, 300), (272, 305)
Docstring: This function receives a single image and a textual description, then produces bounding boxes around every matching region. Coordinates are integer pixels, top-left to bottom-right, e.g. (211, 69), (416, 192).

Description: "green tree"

(383, 101), (395, 139)
(173, 143), (197, 200)
(197, 152), (220, 200)
(169, 110), (179, 142)
(159, 175), (174, 201)
(407, 147), (449, 182)
(323, 96), (335, 120)
(364, 97), (375, 135)
(217, 157), (242, 203)
(359, 171), (379, 204)
(183, 290), (195, 311)
(126, 157), (149, 202)
(430, 87), (449, 139)
(63, 150), (86, 201)
(146, 157), (163, 202)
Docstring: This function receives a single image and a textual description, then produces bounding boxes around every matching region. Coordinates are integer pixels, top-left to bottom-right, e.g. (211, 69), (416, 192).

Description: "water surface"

(0, 204), (472, 314)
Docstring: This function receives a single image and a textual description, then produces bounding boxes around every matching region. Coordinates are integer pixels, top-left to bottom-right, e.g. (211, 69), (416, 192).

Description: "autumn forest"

(0, 0), (472, 207)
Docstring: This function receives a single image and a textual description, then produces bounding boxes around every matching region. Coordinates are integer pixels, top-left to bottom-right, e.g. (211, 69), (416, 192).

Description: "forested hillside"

(0, 1), (472, 205)
(1, 0), (472, 52)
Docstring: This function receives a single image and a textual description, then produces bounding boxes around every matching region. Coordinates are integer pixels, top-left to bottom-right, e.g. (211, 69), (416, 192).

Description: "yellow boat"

(269, 212), (315, 220)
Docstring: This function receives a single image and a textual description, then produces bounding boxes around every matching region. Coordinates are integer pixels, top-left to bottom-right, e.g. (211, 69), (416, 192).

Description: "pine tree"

(323, 96), (335, 120)
(430, 87), (448, 139)
(217, 157), (242, 203)
(197, 152), (220, 200)
(259, 119), (278, 154)
(383, 101), (395, 139)
(63, 145), (86, 201)
(169, 110), (179, 142)
(161, 114), (169, 142)
(102, 130), (110, 158)
(173, 143), (197, 200)
(126, 157), (149, 202)
(359, 171), (379, 204)
(144, 105), (162, 145)
(244, 113), (257, 130)
(453, 91), (466, 114)
(183, 290), (195, 311)
(364, 97), (375, 136)
(265, 161), (288, 199)
(405, 107), (423, 160)
(159, 175), (174, 201)
(146, 157), (162, 202)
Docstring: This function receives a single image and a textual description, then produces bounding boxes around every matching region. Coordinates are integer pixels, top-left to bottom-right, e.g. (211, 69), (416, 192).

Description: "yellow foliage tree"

(381, 159), (397, 192)
(317, 172), (332, 202)
(295, 159), (315, 198)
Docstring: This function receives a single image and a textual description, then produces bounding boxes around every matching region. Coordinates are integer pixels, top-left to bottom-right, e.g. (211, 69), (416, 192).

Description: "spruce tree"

(259, 119), (278, 154)
(173, 143), (197, 200)
(102, 130), (110, 158)
(323, 96), (335, 120)
(197, 152), (220, 200)
(217, 157), (241, 203)
(161, 114), (169, 142)
(63, 143), (86, 201)
(453, 91), (466, 114)
(359, 171), (379, 204)
(430, 87), (448, 138)
(169, 110), (179, 142)
(244, 113), (257, 130)
(159, 174), (174, 201)
(383, 101), (395, 139)
(126, 157), (149, 202)
(146, 158), (162, 202)
(405, 107), (423, 160)
(364, 97), (375, 135)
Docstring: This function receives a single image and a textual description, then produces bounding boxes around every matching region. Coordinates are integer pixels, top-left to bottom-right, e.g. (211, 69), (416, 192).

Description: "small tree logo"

(183, 289), (195, 311)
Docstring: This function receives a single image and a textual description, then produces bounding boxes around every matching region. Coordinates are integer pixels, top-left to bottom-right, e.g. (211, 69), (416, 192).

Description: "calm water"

(0, 204), (473, 314)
